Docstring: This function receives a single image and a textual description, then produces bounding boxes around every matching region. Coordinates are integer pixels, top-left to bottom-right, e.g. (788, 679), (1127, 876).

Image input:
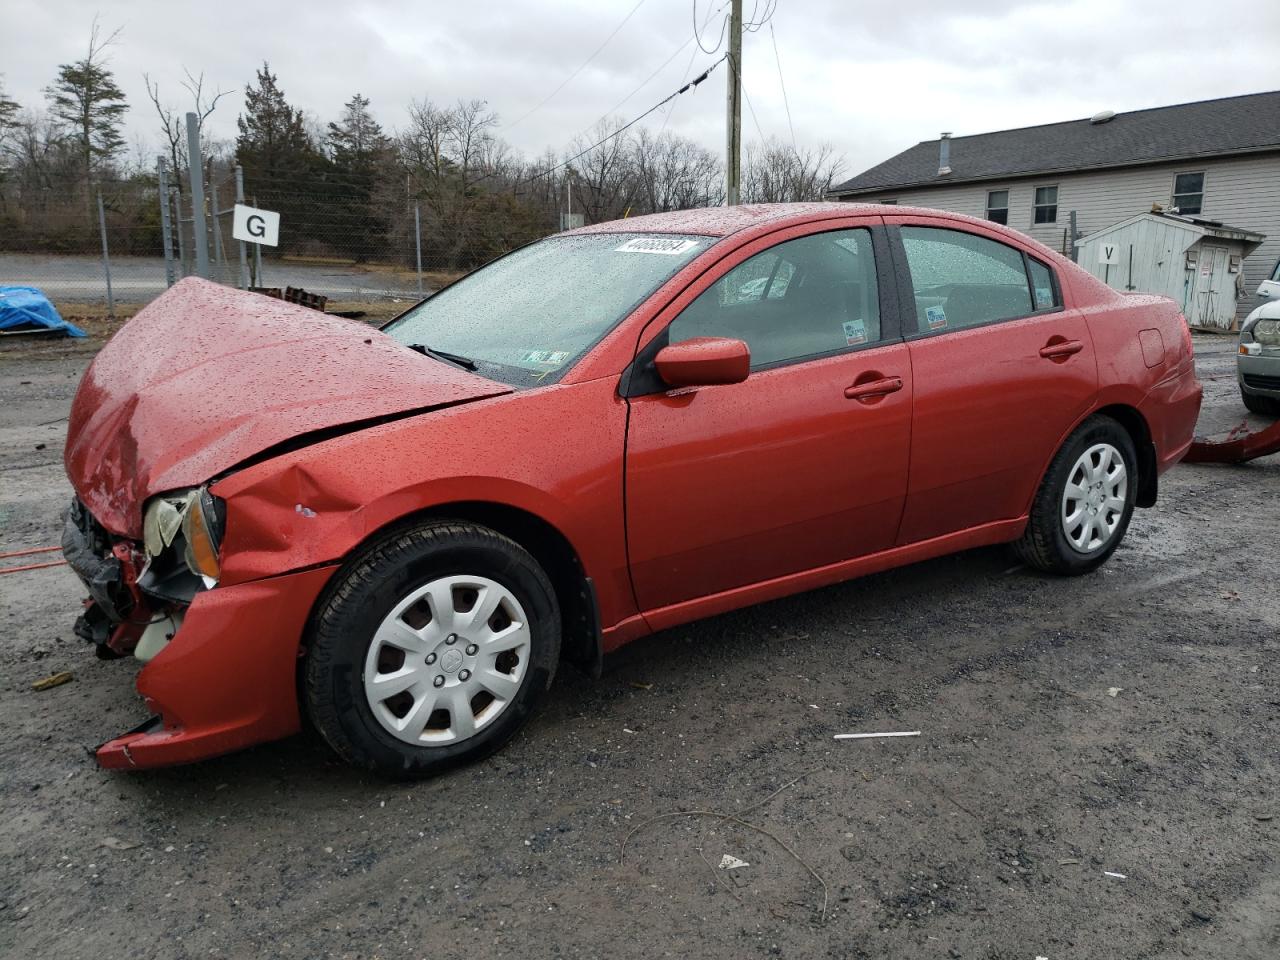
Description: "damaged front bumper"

(62, 499), (339, 769)
(95, 563), (337, 769)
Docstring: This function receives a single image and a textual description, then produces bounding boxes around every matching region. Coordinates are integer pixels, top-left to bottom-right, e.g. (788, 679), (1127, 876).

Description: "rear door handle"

(844, 376), (903, 401)
(1039, 339), (1084, 360)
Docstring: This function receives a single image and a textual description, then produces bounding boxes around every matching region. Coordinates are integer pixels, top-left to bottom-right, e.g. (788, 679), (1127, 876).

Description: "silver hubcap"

(363, 575), (531, 746)
(1061, 442), (1128, 554)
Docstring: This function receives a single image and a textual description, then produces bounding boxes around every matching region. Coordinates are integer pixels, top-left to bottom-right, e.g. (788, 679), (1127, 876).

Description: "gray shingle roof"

(830, 91), (1280, 196)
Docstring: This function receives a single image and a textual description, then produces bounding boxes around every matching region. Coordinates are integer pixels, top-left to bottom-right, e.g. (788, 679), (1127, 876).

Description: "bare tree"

(742, 137), (845, 203)
(144, 68), (230, 188)
(566, 117), (637, 223)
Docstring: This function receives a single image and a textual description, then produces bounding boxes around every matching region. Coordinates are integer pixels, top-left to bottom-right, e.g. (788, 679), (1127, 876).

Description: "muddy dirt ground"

(1, 332), (1276, 960)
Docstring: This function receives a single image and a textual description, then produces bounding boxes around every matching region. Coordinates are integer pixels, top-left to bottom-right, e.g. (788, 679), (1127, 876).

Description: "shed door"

(1195, 245), (1231, 329)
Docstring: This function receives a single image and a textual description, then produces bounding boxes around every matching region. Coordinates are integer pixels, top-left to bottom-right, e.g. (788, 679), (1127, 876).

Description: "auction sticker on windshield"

(615, 237), (702, 255)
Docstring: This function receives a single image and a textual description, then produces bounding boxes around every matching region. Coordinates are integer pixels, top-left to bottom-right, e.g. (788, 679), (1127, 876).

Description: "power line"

(742, 81), (767, 143)
(523, 56), (726, 184)
(504, 0), (649, 132)
(692, 0), (730, 53)
(658, 41), (702, 137)
(567, 35), (695, 148)
(768, 21), (796, 152)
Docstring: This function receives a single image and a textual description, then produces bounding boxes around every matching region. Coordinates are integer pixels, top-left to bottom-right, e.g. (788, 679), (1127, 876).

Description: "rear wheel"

(1014, 415), (1137, 575)
(1241, 386), (1280, 416)
(305, 520), (560, 779)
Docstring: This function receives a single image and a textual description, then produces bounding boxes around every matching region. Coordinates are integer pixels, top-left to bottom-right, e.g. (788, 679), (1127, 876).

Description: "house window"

(986, 190), (1009, 225)
(1172, 172), (1204, 215)
(1033, 186), (1058, 224)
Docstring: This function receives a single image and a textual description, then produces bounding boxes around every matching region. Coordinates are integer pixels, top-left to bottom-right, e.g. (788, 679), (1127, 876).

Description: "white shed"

(1076, 211), (1264, 331)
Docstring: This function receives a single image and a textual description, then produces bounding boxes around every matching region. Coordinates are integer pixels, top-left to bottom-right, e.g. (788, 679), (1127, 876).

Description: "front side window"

(385, 233), (709, 386)
(1027, 257), (1061, 310)
(900, 226), (1036, 333)
(1172, 172), (1204, 215)
(986, 190), (1009, 225)
(1033, 185), (1058, 224)
(668, 229), (881, 368)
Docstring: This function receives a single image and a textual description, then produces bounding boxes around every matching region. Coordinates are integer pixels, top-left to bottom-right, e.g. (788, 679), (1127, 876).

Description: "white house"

(829, 91), (1280, 322)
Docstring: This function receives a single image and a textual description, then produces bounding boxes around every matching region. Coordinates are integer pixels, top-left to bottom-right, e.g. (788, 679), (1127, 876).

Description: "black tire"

(305, 520), (560, 780)
(1013, 415), (1138, 576)
(1241, 386), (1280, 417)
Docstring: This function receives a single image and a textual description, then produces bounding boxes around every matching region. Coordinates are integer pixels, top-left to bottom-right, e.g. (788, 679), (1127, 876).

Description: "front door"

(623, 222), (912, 612)
(885, 218), (1099, 544)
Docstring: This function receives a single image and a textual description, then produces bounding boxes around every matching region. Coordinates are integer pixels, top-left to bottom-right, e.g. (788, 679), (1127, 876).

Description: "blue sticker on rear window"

(926, 305), (947, 330)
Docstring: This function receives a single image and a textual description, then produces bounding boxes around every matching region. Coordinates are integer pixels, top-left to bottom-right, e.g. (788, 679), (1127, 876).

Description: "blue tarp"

(0, 286), (86, 337)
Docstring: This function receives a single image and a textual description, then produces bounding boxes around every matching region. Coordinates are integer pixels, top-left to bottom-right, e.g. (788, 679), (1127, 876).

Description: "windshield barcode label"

(614, 237), (700, 255)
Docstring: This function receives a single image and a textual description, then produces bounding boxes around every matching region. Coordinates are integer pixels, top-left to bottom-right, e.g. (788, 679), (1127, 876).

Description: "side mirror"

(654, 337), (750, 389)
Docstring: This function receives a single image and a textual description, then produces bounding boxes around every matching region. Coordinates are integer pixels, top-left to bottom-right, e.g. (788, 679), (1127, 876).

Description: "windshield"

(384, 232), (711, 386)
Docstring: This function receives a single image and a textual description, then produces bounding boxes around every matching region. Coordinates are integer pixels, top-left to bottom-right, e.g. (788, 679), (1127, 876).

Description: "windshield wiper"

(407, 343), (478, 371)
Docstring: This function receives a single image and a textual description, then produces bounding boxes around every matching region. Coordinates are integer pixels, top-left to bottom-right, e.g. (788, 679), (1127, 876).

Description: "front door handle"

(1039, 339), (1084, 360)
(845, 376), (903, 402)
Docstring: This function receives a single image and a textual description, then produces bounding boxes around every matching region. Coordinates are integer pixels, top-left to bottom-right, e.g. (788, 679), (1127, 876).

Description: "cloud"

(1, 0), (1276, 179)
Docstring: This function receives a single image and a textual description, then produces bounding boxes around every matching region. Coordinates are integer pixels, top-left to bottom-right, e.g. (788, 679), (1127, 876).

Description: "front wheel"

(1014, 415), (1137, 575)
(304, 520), (561, 779)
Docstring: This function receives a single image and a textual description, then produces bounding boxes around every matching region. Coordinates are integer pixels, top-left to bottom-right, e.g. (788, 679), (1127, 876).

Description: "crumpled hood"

(66, 278), (511, 537)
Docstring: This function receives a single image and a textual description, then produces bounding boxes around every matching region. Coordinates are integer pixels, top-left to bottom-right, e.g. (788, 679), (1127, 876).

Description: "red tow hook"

(1184, 418), (1280, 464)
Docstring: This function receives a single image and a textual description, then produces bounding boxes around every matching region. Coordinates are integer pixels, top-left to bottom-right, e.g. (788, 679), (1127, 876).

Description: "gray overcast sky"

(3, 0), (1278, 180)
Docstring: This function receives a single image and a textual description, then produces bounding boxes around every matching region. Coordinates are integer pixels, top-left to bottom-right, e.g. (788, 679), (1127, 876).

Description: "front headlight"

(182, 489), (224, 582)
(142, 487), (225, 586)
(1253, 318), (1280, 347)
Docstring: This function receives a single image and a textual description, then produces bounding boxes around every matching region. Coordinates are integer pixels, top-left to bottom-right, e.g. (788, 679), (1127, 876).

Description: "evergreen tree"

(327, 94), (392, 261)
(235, 63), (319, 187)
(44, 19), (128, 188)
(235, 63), (325, 253)
(0, 79), (18, 132)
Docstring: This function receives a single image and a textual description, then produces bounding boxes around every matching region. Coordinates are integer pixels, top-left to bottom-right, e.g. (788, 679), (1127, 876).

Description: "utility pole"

(725, 0), (743, 205)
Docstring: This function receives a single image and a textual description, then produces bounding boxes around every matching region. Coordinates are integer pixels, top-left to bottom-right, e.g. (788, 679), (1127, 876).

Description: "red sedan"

(62, 203), (1201, 777)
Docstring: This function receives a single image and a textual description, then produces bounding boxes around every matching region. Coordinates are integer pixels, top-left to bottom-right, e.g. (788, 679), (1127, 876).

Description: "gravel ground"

(0, 332), (1276, 960)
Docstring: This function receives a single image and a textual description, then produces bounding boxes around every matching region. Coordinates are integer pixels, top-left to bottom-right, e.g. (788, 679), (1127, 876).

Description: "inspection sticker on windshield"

(614, 237), (700, 255)
(926, 305), (947, 330)
(842, 319), (867, 346)
(521, 350), (570, 365)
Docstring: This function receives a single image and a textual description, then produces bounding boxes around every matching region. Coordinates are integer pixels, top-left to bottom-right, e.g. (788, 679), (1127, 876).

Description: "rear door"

(885, 216), (1098, 545)
(623, 220), (912, 611)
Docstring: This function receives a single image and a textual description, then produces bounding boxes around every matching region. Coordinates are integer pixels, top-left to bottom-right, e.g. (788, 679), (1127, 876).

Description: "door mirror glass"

(654, 337), (750, 388)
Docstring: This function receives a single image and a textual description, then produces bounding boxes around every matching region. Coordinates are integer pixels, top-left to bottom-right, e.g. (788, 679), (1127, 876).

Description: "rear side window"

(1027, 257), (1060, 310)
(668, 228), (880, 368)
(900, 227), (1037, 334)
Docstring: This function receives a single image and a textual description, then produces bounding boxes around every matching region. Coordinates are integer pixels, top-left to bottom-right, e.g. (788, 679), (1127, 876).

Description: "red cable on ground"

(0, 560), (68, 575)
(0, 545), (62, 560)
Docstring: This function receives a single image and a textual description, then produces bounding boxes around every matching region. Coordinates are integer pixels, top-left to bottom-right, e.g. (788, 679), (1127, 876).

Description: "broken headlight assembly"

(139, 487), (226, 602)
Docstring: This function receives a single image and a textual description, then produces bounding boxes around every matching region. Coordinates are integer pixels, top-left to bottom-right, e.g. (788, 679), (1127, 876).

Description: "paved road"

(0, 253), (426, 304)
(0, 333), (1276, 959)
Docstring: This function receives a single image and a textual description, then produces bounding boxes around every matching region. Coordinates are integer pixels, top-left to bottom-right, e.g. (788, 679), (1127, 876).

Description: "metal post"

(210, 180), (223, 267)
(253, 193), (263, 286)
(186, 112), (210, 278)
(235, 165), (249, 289)
(724, 0), (743, 205)
(172, 189), (187, 277)
(414, 203), (423, 296)
(1068, 210), (1080, 263)
(157, 157), (176, 287)
(97, 191), (115, 316)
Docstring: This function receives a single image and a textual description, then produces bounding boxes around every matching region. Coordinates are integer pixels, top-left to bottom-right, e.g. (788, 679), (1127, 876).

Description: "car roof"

(565, 202), (893, 239)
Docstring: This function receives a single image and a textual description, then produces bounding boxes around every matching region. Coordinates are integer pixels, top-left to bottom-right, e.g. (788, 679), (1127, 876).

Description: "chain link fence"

(1, 163), (564, 315)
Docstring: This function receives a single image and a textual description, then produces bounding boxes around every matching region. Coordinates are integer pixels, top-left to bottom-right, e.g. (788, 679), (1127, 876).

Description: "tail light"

(1179, 318), (1194, 360)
